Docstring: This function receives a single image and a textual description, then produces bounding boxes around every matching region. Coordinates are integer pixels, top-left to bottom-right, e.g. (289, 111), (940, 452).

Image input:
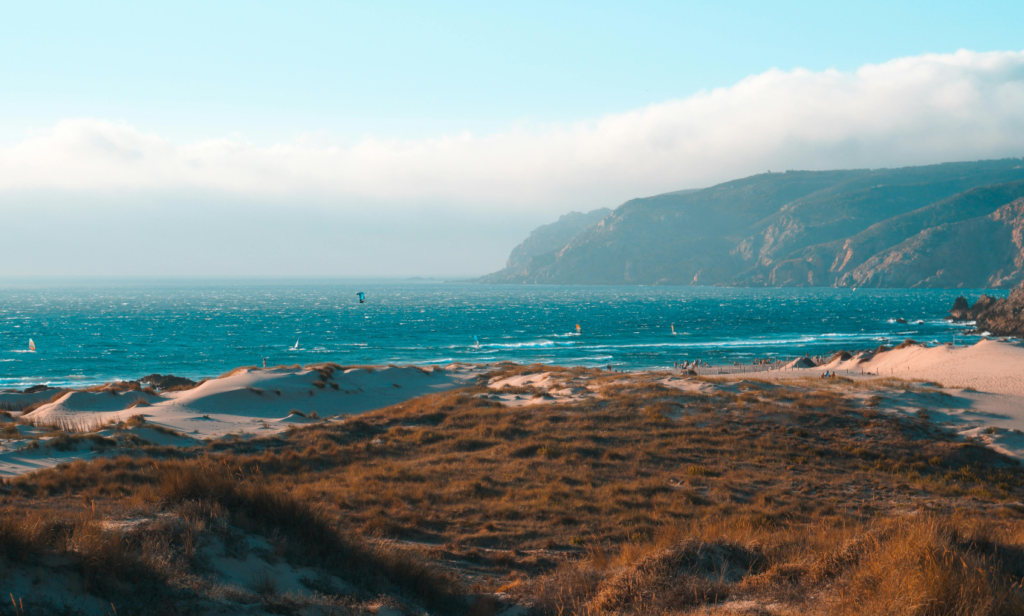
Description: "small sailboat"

(28, 339), (36, 352)
(671, 324), (676, 335)
(575, 323), (582, 335)
(292, 339), (300, 351)
(473, 335), (480, 349)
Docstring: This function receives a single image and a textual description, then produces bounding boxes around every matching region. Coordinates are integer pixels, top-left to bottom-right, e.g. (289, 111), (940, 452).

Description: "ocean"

(0, 280), (1004, 389)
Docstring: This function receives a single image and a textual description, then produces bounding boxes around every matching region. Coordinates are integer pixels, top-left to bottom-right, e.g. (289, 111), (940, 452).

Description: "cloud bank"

(4, 49), (1024, 212)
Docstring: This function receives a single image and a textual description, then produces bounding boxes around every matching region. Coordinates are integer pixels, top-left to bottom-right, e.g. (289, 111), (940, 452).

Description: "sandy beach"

(3, 338), (1024, 477)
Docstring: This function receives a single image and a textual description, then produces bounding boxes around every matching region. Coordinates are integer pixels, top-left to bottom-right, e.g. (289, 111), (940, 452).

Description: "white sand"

(720, 339), (1024, 458)
(484, 371), (604, 407)
(844, 339), (1024, 396)
(6, 340), (1024, 475)
(0, 364), (483, 476)
(740, 339), (1024, 396)
(32, 364), (482, 437)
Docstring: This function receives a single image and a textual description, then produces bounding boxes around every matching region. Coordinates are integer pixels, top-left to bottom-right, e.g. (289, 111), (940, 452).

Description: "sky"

(2, 1), (1024, 277)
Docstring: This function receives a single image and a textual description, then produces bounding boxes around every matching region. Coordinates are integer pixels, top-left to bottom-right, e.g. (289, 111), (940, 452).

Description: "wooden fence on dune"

(688, 362), (869, 377)
(691, 362), (786, 376)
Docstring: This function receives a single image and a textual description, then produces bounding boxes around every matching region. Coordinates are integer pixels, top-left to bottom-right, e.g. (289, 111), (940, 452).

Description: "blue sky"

(3, 0), (1022, 145)
(2, 2), (1024, 276)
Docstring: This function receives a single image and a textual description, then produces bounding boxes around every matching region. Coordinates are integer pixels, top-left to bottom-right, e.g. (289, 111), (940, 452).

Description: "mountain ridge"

(481, 158), (1024, 288)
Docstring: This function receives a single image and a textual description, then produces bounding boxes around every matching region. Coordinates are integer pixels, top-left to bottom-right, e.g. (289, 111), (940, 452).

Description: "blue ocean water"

(0, 280), (1004, 389)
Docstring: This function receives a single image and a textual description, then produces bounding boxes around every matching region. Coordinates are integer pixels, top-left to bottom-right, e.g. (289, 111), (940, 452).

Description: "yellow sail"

(575, 323), (581, 334)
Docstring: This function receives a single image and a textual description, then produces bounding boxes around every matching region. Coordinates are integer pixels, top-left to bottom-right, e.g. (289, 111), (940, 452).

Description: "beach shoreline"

(2, 338), (1023, 476)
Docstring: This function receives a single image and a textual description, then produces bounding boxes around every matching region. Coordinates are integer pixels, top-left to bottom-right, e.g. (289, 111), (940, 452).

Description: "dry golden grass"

(520, 514), (1024, 615)
(2, 366), (1023, 613)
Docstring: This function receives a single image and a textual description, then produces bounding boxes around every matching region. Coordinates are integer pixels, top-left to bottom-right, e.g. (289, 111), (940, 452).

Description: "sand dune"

(730, 339), (1024, 458)
(0, 364), (483, 476)
(5, 341), (1024, 477)
(29, 364), (481, 437)
(846, 339), (1024, 396)
(735, 339), (1024, 396)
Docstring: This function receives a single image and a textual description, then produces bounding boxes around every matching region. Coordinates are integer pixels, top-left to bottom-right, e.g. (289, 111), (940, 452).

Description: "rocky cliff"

(481, 159), (1024, 287)
(949, 283), (1024, 337)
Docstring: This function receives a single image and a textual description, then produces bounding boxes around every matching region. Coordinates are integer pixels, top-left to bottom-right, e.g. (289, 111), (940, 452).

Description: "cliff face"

(481, 159), (1024, 287)
(479, 208), (611, 283)
(838, 197), (1024, 288)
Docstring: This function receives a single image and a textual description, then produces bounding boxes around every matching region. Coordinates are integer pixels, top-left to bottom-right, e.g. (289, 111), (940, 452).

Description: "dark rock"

(140, 374), (198, 391)
(972, 295), (999, 314)
(790, 357), (817, 368)
(23, 385), (51, 394)
(895, 318), (908, 324)
(967, 283), (1024, 337)
(949, 296), (972, 320)
(948, 294), (1000, 322)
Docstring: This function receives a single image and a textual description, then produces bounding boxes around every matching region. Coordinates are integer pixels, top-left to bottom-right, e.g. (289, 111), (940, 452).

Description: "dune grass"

(2, 367), (1024, 613)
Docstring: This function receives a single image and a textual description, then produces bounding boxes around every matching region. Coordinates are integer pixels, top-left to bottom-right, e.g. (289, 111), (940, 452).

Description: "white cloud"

(3, 49), (1024, 211)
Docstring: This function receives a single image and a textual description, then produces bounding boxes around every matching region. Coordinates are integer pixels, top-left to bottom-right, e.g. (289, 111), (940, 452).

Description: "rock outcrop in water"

(948, 295), (999, 321)
(481, 159), (1024, 288)
(139, 374), (198, 391)
(950, 282), (1024, 337)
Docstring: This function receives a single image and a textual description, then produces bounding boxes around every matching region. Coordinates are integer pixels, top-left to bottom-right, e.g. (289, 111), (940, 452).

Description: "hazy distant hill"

(481, 159), (1024, 288)
(479, 208), (611, 283)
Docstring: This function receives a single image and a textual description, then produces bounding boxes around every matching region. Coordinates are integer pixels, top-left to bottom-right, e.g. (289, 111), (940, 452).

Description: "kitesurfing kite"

(357, 292), (366, 304)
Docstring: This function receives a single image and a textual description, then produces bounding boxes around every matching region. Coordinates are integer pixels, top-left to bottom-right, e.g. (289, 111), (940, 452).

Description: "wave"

(447, 339), (578, 350)
(484, 340), (578, 349)
(556, 355), (614, 362)
(582, 333), (892, 351)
